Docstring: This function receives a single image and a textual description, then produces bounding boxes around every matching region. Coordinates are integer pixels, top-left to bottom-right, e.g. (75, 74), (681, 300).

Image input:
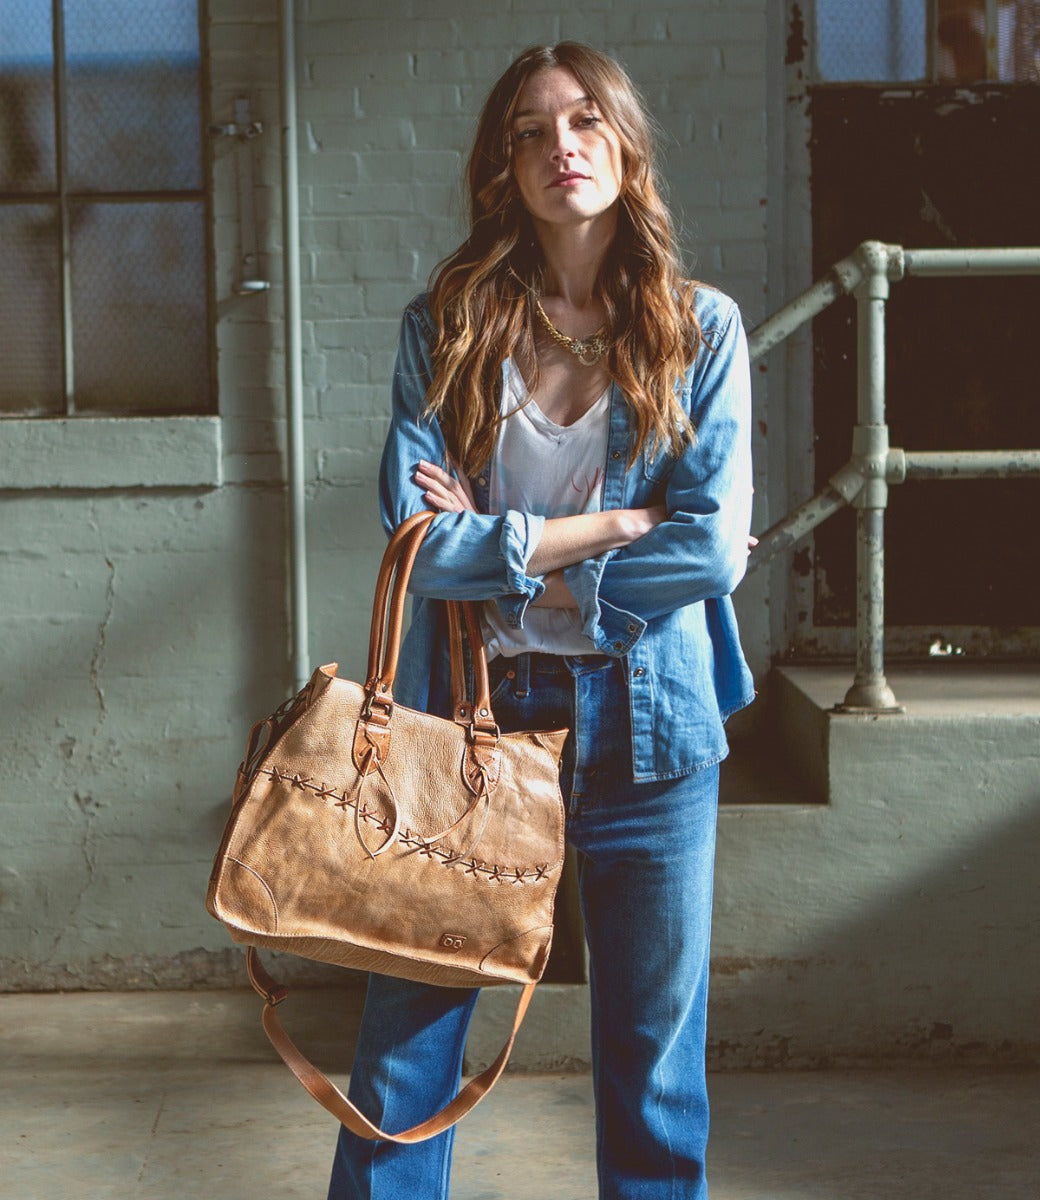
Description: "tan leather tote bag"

(207, 510), (568, 1141)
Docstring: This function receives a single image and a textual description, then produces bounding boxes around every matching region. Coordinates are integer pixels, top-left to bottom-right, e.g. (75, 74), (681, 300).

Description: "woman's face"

(510, 66), (624, 236)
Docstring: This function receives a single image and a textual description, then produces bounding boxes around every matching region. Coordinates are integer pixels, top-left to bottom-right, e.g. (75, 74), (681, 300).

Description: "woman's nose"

(550, 123), (578, 160)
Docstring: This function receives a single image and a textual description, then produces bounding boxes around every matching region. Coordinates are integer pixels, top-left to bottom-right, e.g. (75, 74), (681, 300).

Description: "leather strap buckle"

(468, 721), (500, 746)
(361, 690), (394, 723)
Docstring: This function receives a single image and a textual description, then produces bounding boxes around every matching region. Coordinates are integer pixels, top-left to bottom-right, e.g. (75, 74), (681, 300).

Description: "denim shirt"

(378, 286), (755, 782)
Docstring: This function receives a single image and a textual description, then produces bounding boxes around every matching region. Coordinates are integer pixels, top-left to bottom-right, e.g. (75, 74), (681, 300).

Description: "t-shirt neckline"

(506, 358), (610, 435)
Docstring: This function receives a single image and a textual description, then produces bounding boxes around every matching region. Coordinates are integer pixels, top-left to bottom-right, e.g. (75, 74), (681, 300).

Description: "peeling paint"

(785, 3), (806, 66)
(72, 791), (107, 817)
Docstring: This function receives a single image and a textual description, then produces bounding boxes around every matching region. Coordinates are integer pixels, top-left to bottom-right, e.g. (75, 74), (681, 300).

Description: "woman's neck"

(534, 213), (617, 307)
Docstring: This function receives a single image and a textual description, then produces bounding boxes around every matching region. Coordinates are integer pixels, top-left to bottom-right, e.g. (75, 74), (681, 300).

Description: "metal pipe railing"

(746, 240), (1040, 713)
(840, 243), (900, 711)
(903, 247), (1040, 277)
(746, 252), (871, 362)
(900, 450), (1040, 480)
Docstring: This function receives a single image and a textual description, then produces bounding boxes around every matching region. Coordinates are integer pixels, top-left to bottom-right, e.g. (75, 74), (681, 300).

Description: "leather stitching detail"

(256, 765), (552, 884)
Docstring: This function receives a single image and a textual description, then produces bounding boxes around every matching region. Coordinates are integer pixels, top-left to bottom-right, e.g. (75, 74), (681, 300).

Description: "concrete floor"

(3, 990), (1038, 1200)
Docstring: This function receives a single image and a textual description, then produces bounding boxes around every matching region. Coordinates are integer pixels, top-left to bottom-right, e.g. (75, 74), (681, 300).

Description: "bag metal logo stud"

(439, 933), (467, 952)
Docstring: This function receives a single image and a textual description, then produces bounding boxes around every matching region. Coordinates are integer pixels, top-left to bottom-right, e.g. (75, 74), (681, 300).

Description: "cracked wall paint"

(87, 501), (115, 725)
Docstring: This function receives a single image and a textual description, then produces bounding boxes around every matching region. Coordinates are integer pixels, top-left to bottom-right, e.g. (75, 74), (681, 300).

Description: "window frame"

(0, 0), (216, 424)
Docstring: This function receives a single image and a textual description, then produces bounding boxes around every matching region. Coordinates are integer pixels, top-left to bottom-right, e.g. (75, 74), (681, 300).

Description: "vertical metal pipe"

(279, 0), (309, 690)
(839, 247), (903, 712)
(52, 0), (75, 412)
(849, 507), (893, 703)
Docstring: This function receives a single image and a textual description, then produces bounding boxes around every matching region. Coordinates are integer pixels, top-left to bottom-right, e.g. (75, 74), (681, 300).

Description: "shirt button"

(633, 667), (645, 677)
(613, 640), (623, 651)
(611, 450), (621, 460)
(477, 476), (487, 487)
(627, 623), (637, 633)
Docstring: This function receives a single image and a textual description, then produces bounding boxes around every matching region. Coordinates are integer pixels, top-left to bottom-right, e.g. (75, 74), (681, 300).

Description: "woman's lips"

(548, 172), (589, 188)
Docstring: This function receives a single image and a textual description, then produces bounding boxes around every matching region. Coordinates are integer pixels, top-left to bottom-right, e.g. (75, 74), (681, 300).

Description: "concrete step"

(773, 662), (1040, 804)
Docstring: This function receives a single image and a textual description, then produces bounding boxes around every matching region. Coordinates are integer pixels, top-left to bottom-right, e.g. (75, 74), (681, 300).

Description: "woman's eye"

(575, 114), (601, 129)
(515, 127), (541, 141)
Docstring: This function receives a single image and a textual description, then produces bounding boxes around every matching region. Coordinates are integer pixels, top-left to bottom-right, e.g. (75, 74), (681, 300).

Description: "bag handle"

(351, 515), (503, 855)
(246, 949), (534, 1143)
(362, 512), (498, 744)
(447, 598), (497, 737)
(364, 510), (437, 699)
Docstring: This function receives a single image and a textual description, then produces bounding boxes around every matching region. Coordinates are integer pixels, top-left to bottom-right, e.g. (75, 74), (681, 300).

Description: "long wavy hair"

(425, 42), (702, 475)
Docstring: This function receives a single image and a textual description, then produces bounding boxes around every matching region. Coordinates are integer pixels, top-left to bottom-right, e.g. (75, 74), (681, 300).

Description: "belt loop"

(515, 653), (531, 698)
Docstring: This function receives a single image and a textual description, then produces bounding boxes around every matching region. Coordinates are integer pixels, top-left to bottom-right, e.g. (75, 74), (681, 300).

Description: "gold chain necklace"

(534, 298), (610, 367)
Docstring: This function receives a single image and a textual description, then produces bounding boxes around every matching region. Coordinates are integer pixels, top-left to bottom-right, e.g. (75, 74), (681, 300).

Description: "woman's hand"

(414, 458), (477, 513)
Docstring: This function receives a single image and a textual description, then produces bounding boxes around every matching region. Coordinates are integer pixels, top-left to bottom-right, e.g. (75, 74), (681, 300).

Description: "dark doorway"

(808, 85), (1040, 630)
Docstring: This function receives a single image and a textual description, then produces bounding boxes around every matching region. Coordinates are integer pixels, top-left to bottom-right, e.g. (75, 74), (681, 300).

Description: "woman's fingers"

(446, 455), (478, 510)
(414, 459), (476, 513)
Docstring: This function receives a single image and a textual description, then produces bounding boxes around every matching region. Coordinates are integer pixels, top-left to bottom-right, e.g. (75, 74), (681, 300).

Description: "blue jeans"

(328, 653), (720, 1200)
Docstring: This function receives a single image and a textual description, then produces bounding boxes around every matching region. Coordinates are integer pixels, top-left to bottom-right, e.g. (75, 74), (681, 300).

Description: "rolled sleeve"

(563, 552), (646, 657)
(492, 509), (546, 627)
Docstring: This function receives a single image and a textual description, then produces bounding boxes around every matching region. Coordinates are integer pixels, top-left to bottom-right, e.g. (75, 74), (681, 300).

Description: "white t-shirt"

(483, 359), (610, 659)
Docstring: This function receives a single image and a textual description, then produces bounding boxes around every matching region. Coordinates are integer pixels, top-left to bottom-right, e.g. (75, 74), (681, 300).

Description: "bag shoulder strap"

(246, 949), (534, 1143)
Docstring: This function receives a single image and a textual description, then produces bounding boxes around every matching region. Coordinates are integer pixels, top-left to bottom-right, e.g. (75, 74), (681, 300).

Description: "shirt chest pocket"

(641, 378), (696, 486)
(642, 444), (675, 485)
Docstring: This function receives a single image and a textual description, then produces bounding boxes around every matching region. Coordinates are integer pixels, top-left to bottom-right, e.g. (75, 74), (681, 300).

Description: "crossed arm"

(414, 457), (756, 611)
(413, 459), (666, 608)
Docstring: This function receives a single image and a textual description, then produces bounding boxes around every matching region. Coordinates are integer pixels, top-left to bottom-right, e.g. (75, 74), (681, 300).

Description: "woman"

(329, 42), (754, 1200)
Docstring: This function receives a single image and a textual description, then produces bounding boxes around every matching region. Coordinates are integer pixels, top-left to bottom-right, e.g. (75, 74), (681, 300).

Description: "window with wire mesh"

(815, 0), (1040, 84)
(0, 0), (210, 417)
